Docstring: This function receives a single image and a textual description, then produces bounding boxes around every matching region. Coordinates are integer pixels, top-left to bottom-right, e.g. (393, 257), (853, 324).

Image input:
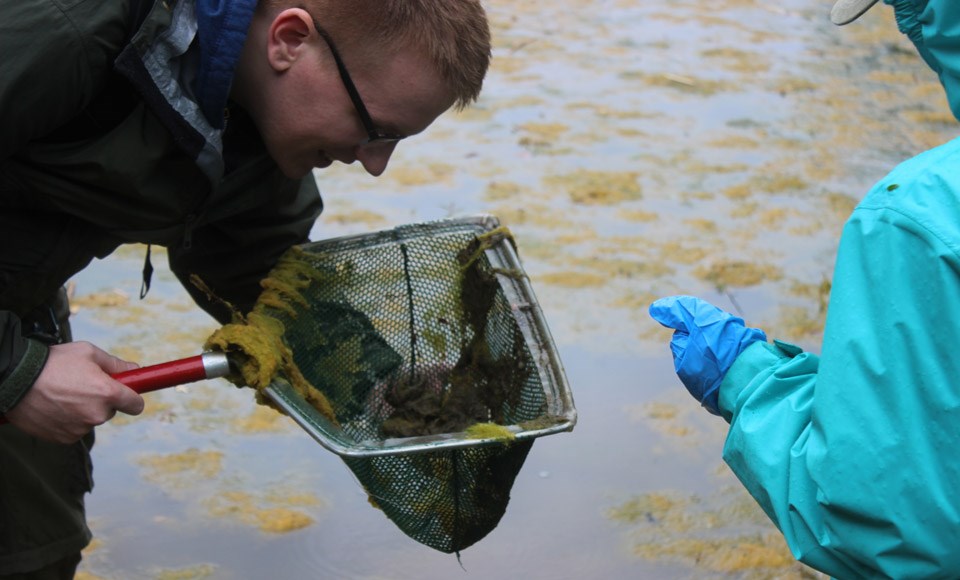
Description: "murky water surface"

(74, 1), (955, 579)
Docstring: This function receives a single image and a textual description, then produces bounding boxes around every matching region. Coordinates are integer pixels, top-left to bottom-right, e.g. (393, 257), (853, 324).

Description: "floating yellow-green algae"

(492, 203), (576, 229)
(682, 218), (718, 234)
(231, 404), (292, 434)
(545, 169), (642, 205)
(730, 201), (760, 219)
(656, 241), (710, 265)
(71, 290), (130, 309)
(619, 71), (737, 97)
(768, 305), (826, 341)
(612, 290), (660, 312)
(137, 449), (224, 488)
(564, 101), (657, 120)
(705, 134), (762, 150)
(153, 565), (217, 580)
(325, 207), (387, 227)
(701, 47), (771, 74)
(567, 254), (674, 280)
(824, 191), (858, 220)
(754, 207), (798, 230)
(483, 180), (523, 202)
(536, 271), (608, 289)
(205, 490), (318, 534)
(617, 209), (659, 223)
(200, 247), (337, 424)
(695, 260), (784, 289)
(723, 172), (811, 201)
(516, 121), (573, 155)
(609, 490), (818, 576)
(516, 121), (569, 139)
(789, 277), (832, 314)
(626, 401), (694, 438)
(635, 535), (796, 573)
(386, 163), (456, 187)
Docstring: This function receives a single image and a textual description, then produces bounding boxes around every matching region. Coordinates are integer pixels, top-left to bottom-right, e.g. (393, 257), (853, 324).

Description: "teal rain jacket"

(718, 0), (960, 577)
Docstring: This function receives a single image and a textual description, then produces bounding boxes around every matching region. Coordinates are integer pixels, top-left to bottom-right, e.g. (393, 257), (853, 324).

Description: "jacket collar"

(115, 0), (257, 184)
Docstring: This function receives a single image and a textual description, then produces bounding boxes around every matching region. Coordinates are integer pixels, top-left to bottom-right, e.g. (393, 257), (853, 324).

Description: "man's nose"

(356, 141), (399, 177)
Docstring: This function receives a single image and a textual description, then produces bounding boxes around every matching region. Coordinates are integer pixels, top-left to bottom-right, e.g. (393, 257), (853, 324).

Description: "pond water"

(74, 1), (956, 579)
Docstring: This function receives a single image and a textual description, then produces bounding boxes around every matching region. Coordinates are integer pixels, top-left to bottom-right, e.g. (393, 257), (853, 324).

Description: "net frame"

(263, 214), (576, 457)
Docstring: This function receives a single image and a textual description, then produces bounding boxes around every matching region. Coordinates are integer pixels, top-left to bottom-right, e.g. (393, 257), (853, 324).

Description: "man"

(650, 0), (960, 577)
(0, 0), (491, 577)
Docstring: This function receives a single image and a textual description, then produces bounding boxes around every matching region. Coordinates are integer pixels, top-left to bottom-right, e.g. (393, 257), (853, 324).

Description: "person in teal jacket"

(650, 0), (960, 577)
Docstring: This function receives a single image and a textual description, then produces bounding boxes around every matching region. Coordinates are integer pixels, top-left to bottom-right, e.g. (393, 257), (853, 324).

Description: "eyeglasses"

(310, 18), (406, 148)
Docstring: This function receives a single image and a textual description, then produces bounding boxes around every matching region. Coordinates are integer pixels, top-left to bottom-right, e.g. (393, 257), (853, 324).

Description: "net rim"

(268, 214), (577, 458)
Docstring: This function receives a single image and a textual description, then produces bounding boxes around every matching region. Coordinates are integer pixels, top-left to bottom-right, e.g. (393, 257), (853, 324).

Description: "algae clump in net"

(199, 247), (337, 423)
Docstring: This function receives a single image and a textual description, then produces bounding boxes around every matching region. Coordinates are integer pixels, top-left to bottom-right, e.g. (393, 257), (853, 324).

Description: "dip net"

(206, 215), (576, 554)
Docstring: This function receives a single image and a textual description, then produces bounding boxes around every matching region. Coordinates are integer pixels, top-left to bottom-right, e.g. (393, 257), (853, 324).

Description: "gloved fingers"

(673, 337), (718, 394)
(649, 295), (765, 417)
(668, 328), (689, 365)
(699, 383), (723, 416)
(649, 296), (694, 331)
(649, 295), (732, 331)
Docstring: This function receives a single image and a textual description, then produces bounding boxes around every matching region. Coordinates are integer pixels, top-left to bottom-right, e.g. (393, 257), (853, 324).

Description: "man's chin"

(276, 155), (332, 179)
(279, 163), (317, 180)
(314, 157), (333, 170)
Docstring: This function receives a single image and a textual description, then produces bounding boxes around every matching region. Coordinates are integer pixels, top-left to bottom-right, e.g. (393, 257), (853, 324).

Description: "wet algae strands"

(199, 247), (337, 423)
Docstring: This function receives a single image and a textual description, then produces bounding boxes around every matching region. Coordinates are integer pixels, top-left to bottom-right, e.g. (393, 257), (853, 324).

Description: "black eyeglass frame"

(310, 18), (406, 147)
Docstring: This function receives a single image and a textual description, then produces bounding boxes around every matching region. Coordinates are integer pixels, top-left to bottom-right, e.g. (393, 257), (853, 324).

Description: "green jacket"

(0, 0), (323, 415)
(718, 1), (960, 577)
(1, 0), (323, 572)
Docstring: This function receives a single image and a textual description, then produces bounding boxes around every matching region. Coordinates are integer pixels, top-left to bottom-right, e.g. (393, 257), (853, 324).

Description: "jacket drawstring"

(140, 244), (154, 299)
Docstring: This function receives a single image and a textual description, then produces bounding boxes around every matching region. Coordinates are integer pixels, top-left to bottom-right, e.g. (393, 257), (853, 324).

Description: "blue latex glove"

(649, 296), (767, 415)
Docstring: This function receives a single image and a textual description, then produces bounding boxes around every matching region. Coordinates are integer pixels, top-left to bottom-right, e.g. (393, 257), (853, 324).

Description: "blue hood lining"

(193, 0), (258, 129)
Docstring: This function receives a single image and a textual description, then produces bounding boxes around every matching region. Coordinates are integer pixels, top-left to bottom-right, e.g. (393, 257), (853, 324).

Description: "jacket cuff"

(0, 338), (49, 414)
(718, 340), (802, 422)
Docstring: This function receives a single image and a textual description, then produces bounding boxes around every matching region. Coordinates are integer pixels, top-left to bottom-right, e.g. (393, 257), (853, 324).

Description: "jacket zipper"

(182, 213), (197, 251)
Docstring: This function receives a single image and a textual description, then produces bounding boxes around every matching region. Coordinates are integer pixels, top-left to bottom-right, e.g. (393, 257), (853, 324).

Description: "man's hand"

(649, 296), (767, 415)
(4, 342), (144, 443)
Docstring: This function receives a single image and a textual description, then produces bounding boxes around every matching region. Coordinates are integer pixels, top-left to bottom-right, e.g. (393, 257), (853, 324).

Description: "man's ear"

(266, 8), (314, 72)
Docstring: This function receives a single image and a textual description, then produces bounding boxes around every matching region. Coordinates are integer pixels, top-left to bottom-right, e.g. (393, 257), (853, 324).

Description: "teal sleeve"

(718, 156), (960, 578)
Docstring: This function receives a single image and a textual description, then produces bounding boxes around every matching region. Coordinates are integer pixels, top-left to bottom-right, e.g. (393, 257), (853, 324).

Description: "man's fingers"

(85, 342), (140, 375)
(110, 380), (146, 416)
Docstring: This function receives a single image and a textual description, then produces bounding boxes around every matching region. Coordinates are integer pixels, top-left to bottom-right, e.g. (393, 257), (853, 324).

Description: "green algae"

(609, 489), (820, 577)
(200, 247), (337, 424)
(544, 169), (643, 205)
(465, 422), (516, 441)
(695, 260), (784, 290)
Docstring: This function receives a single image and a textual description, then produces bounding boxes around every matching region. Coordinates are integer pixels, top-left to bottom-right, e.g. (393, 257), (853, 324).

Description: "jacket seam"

(853, 203), (960, 263)
(48, 0), (94, 107)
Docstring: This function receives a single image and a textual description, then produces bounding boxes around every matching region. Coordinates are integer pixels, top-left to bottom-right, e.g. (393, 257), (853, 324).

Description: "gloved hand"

(649, 296), (766, 415)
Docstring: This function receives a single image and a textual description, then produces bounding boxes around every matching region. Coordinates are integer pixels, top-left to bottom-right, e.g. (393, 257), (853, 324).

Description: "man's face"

(255, 26), (455, 180)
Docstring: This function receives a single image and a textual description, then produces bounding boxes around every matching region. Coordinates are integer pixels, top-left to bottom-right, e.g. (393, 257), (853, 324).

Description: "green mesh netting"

(207, 216), (574, 553)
